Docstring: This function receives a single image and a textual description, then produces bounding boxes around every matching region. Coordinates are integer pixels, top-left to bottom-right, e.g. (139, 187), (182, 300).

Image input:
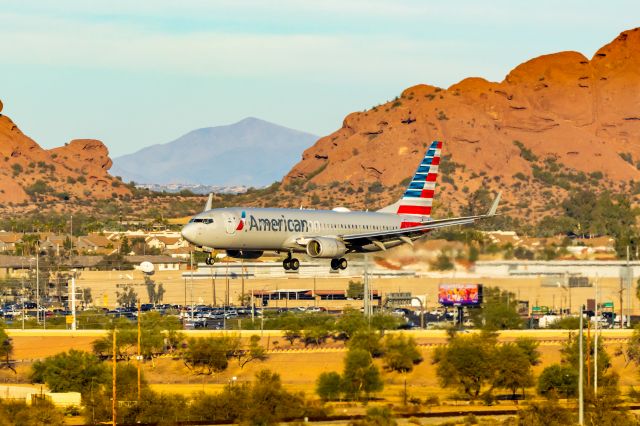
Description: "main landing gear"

(283, 253), (300, 271)
(205, 254), (215, 265)
(330, 258), (348, 271)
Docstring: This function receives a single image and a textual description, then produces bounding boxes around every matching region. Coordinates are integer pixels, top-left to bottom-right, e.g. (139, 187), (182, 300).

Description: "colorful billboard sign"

(438, 284), (482, 306)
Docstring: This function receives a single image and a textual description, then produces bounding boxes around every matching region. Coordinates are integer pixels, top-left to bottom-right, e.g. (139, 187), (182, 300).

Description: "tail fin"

(396, 140), (442, 220)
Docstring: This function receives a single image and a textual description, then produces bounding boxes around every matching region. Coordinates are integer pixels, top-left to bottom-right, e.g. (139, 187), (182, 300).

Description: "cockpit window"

(189, 218), (214, 224)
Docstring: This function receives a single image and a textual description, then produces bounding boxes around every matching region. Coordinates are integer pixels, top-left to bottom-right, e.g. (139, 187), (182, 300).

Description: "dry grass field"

(1, 329), (638, 407)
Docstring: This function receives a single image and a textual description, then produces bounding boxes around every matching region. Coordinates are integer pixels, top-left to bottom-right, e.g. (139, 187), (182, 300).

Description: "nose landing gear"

(330, 258), (348, 271)
(205, 254), (215, 265)
(283, 254), (300, 271)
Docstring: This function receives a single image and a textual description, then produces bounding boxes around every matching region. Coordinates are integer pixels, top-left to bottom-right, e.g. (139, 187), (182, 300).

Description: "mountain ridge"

(274, 28), (640, 217)
(112, 117), (318, 187)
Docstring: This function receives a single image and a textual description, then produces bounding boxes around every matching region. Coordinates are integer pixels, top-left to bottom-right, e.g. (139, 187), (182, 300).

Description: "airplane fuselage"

(181, 207), (428, 254)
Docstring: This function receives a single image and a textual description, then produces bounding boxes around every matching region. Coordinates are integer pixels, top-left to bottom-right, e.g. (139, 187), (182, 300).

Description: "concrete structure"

(183, 261), (417, 280)
(0, 385), (81, 408)
(474, 260), (639, 278)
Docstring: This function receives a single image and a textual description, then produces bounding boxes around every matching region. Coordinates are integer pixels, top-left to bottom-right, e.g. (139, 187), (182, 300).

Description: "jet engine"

(306, 237), (347, 258)
(226, 250), (264, 259)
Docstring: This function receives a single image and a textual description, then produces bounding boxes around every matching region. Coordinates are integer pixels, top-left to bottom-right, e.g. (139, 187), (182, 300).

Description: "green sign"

(602, 302), (614, 309)
(532, 306), (550, 313)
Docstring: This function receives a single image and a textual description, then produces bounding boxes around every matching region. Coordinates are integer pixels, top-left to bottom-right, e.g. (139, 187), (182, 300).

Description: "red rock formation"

(283, 28), (640, 216)
(0, 104), (131, 204)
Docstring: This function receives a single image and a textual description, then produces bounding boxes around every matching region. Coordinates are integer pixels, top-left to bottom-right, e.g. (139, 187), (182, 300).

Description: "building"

(124, 255), (185, 271)
(0, 233), (22, 253)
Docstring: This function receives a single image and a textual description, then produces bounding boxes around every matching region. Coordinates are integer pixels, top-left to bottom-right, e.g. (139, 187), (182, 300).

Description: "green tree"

(348, 330), (383, 357)
(537, 364), (578, 399)
(350, 406), (397, 426)
(517, 399), (575, 426)
(430, 251), (454, 270)
(92, 313), (182, 360)
(469, 286), (523, 330)
(236, 335), (267, 369)
(30, 350), (109, 398)
(492, 343), (534, 398)
(0, 323), (14, 373)
(316, 371), (342, 401)
(182, 336), (239, 375)
(515, 337), (541, 366)
(120, 236), (131, 255)
(586, 385), (635, 426)
(433, 332), (496, 400)
(89, 363), (149, 423)
(3, 399), (66, 426)
(346, 281), (364, 299)
(561, 332), (615, 390)
(144, 276), (165, 305)
(382, 334), (422, 372)
(242, 370), (307, 425)
(341, 348), (383, 400)
(116, 284), (138, 308)
(335, 308), (367, 339)
(370, 312), (401, 334)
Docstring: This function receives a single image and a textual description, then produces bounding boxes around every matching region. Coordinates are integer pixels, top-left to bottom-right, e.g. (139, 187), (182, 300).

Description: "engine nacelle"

(306, 237), (347, 258)
(226, 250), (264, 259)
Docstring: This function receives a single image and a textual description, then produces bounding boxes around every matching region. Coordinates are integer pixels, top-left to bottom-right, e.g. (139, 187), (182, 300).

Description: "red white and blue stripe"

(398, 141), (442, 227)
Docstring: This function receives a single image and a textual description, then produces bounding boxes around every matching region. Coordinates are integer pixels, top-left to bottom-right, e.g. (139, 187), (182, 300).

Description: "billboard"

(438, 284), (482, 306)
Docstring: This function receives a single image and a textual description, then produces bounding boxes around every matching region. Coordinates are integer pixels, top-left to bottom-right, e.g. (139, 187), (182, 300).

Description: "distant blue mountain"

(111, 117), (318, 186)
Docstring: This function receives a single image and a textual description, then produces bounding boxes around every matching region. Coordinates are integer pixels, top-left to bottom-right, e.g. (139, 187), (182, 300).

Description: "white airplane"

(181, 141), (500, 271)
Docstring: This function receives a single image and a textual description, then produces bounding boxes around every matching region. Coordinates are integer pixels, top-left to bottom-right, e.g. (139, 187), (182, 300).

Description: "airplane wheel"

(283, 259), (291, 270)
(338, 258), (348, 270)
(290, 258), (300, 271)
(330, 258), (340, 271)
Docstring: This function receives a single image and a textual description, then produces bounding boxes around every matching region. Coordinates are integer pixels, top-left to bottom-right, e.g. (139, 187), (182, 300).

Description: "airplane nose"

(181, 223), (198, 243)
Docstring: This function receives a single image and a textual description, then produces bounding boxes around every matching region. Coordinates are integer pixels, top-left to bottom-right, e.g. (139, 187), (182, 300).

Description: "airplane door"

(223, 213), (236, 234)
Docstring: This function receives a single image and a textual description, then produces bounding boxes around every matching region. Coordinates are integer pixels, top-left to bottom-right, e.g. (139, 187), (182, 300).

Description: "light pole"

(36, 247), (40, 325)
(578, 304), (584, 425)
(70, 269), (77, 331)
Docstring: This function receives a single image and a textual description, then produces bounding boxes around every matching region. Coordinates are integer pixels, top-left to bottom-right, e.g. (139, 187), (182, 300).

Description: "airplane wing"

(342, 192), (501, 250)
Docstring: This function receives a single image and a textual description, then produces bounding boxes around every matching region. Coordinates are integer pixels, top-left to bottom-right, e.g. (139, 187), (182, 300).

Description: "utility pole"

(241, 258), (245, 306)
(190, 251), (194, 321)
(112, 330), (117, 426)
(70, 214), (73, 256)
(36, 247), (40, 325)
(21, 259), (25, 330)
(363, 254), (370, 319)
(70, 271), (77, 331)
(137, 300), (141, 402)
(210, 263), (216, 307)
(578, 304), (584, 426)
(594, 276), (599, 397)
(620, 276), (624, 329)
(627, 245), (632, 328)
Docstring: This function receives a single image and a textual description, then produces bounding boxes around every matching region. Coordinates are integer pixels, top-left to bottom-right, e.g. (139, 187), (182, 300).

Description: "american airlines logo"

(248, 214), (310, 232)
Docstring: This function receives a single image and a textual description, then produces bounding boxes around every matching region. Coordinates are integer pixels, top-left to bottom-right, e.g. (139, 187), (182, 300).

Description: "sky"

(0, 0), (638, 157)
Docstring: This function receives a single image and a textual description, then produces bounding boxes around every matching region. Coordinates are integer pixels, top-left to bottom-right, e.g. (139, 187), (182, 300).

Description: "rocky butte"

(283, 28), (640, 216)
(0, 100), (130, 205)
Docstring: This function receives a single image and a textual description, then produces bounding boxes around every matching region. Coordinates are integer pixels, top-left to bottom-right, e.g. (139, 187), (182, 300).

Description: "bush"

(11, 163), (22, 176)
(316, 371), (342, 401)
(382, 334), (423, 372)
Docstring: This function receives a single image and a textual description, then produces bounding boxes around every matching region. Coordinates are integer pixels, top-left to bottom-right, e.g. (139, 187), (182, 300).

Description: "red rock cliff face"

(283, 28), (640, 216)
(0, 103), (130, 204)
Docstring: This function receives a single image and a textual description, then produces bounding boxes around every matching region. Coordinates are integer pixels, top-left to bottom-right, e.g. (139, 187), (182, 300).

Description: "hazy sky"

(1, 1), (638, 157)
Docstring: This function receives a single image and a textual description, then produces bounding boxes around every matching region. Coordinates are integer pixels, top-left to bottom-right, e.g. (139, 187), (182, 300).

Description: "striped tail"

(398, 140), (442, 227)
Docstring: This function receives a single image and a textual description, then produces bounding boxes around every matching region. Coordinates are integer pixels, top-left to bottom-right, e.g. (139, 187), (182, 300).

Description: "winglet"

(204, 193), (213, 212)
(487, 192), (501, 216)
